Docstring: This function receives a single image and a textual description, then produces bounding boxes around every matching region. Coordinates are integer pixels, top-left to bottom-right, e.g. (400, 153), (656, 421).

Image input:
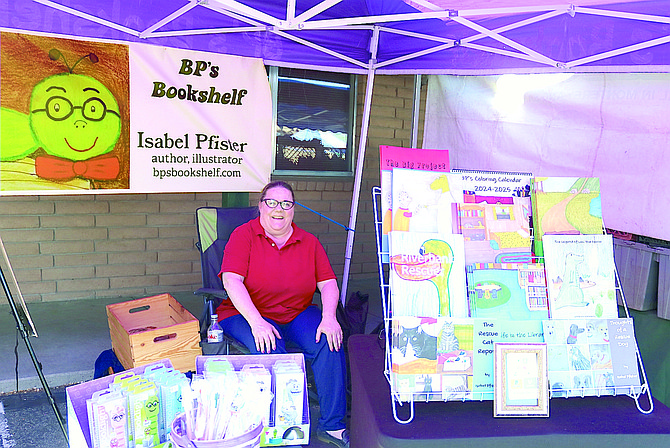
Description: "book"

(389, 231), (467, 318)
(467, 263), (549, 320)
(531, 177), (603, 258)
(454, 170), (532, 264)
(437, 318), (474, 401)
(390, 316), (474, 402)
(458, 198), (532, 264)
(379, 146), (450, 262)
(542, 318), (641, 398)
(391, 168), (463, 234)
(391, 316), (440, 375)
(543, 234), (618, 319)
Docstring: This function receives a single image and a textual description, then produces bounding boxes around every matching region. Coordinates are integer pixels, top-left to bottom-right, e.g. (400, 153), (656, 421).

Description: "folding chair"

(194, 206), (258, 354)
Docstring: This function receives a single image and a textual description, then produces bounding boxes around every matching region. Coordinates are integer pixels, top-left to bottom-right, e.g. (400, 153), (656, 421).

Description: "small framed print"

(494, 342), (549, 417)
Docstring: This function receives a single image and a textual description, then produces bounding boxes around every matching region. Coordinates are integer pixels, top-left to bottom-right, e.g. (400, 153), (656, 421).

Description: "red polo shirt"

(217, 217), (336, 324)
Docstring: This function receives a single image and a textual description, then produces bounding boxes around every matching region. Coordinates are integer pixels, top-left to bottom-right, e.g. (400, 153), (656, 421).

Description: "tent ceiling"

(2, 0), (669, 303)
(1, 0), (668, 74)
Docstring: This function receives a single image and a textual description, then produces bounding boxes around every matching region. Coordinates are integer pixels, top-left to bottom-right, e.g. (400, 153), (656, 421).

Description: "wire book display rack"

(371, 186), (654, 424)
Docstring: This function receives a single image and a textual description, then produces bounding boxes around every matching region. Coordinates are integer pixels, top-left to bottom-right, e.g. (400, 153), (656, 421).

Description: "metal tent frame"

(5, 0), (670, 302)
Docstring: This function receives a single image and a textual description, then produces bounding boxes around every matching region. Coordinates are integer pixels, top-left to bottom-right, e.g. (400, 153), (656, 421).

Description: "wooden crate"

(106, 293), (201, 372)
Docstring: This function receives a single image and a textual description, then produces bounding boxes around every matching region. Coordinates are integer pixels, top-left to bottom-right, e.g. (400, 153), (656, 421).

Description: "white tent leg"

(339, 27), (379, 305)
(411, 74), (422, 148)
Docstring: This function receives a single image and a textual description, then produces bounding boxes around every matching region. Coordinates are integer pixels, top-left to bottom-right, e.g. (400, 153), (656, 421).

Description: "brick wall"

(0, 74), (425, 303)
(0, 193), (222, 302)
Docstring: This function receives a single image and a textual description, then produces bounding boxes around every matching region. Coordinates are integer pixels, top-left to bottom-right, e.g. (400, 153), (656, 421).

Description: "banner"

(0, 31), (272, 194)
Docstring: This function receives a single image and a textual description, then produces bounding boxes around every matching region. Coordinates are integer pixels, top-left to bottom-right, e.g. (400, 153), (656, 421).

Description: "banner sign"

(0, 31), (272, 194)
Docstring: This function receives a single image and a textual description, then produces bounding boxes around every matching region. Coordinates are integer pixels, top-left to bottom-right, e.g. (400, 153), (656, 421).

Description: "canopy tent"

(3, 0), (669, 74)
(2, 0), (669, 302)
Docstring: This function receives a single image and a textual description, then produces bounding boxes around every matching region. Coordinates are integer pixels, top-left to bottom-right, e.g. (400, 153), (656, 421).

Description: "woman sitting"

(216, 180), (349, 448)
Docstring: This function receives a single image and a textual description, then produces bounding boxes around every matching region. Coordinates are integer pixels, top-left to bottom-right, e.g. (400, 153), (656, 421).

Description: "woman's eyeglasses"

(262, 199), (295, 210)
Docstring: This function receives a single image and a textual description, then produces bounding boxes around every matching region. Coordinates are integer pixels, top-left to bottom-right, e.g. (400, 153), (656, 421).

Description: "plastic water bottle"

(207, 313), (223, 343)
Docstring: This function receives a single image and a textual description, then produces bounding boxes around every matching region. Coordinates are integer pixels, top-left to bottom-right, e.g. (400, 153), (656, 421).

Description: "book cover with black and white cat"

(390, 316), (474, 402)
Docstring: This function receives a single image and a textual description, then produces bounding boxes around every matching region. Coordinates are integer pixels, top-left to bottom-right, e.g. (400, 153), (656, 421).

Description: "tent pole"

(0, 265), (68, 443)
(339, 26), (379, 305)
(411, 74), (421, 149)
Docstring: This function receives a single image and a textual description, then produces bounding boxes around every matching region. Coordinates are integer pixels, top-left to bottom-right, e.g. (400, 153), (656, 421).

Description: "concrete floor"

(0, 277), (383, 447)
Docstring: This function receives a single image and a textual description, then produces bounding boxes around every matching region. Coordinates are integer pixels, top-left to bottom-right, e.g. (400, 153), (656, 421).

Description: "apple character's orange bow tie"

(35, 154), (120, 180)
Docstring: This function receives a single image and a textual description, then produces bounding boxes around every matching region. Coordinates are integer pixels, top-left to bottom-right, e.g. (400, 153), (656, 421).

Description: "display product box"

(66, 359), (174, 448)
(107, 293), (201, 373)
(613, 238), (659, 311)
(196, 354), (310, 447)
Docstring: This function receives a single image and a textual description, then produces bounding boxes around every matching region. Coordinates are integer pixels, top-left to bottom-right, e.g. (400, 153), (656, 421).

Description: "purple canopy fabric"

(1, 0), (669, 74)
(2, 0), (669, 303)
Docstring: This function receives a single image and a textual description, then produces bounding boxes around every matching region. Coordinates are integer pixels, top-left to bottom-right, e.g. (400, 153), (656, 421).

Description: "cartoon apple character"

(1, 49), (121, 182)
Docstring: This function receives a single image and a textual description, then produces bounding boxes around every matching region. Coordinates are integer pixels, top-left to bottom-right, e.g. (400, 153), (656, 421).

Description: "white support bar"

(300, 4), (579, 29)
(270, 29), (370, 69)
(567, 34), (670, 68)
(405, 0), (443, 12)
(378, 25), (457, 45)
(374, 9), (566, 69)
(261, 59), (368, 74)
(287, 0), (296, 21)
(206, 0), (284, 26)
(146, 26), (265, 38)
(32, 0), (140, 37)
(201, 2), (267, 27)
(462, 42), (560, 66)
(298, 10), (453, 29)
(293, 0), (343, 25)
(411, 75), (421, 149)
(140, 1), (199, 38)
(379, 8), (564, 46)
(451, 4), (575, 18)
(460, 9), (567, 45)
(452, 15), (559, 67)
(340, 26), (380, 305)
(574, 6), (670, 24)
(374, 42), (455, 69)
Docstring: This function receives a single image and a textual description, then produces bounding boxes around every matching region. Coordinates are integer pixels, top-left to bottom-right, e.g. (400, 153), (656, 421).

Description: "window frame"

(269, 66), (357, 178)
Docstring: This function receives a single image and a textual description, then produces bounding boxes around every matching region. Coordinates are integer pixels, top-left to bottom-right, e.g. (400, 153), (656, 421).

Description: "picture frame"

(494, 342), (549, 417)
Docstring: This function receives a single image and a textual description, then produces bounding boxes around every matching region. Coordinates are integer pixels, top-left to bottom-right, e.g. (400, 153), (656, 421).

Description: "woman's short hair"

(259, 180), (294, 202)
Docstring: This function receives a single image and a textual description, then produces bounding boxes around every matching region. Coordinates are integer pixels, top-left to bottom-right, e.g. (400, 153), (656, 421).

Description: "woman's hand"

(250, 318), (282, 353)
(222, 271), (282, 353)
(315, 279), (343, 351)
(316, 314), (343, 352)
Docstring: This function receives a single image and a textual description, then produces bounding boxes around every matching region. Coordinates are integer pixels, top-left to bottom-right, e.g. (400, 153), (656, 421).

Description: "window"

(269, 67), (356, 177)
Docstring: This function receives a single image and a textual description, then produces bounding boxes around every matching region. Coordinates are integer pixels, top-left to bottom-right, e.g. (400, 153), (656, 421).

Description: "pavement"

(0, 277), (383, 448)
